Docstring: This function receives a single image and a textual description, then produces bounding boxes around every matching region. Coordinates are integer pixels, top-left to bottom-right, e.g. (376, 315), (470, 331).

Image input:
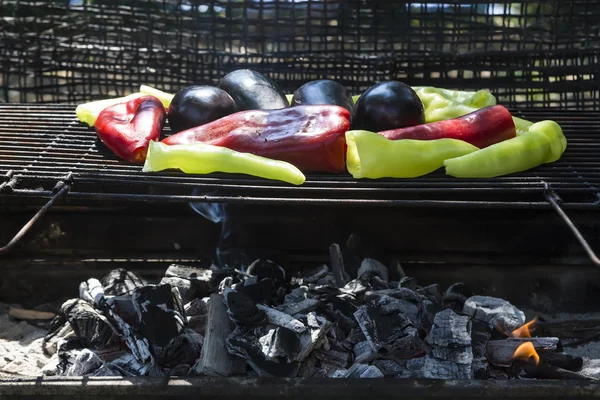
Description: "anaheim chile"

(162, 105), (351, 173)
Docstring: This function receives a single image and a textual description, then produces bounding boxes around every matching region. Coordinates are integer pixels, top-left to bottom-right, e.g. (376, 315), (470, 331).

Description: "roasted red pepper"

(95, 95), (166, 164)
(162, 105), (351, 172)
(377, 105), (516, 149)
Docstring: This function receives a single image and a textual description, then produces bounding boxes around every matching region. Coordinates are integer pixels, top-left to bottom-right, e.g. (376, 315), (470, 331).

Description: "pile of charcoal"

(40, 241), (586, 379)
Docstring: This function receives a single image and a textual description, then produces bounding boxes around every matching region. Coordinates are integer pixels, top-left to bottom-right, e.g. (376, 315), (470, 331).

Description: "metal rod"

(0, 180), (71, 256)
(544, 183), (600, 267)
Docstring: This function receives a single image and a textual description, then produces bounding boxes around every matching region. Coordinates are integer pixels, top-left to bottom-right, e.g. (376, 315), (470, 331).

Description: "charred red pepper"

(95, 95), (166, 164)
(162, 105), (351, 173)
(377, 105), (516, 149)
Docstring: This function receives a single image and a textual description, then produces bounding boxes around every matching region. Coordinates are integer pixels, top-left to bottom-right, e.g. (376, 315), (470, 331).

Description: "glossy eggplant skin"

(291, 79), (354, 115)
(167, 85), (237, 133)
(352, 81), (425, 132)
(218, 69), (289, 111)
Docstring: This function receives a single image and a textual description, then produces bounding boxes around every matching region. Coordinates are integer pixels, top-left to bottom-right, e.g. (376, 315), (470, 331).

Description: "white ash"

(0, 304), (51, 377)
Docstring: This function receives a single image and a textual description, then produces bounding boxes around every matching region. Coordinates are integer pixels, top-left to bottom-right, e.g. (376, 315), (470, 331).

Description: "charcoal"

(399, 277), (417, 291)
(43, 323), (75, 356)
(284, 286), (310, 304)
(342, 279), (371, 296)
(237, 278), (275, 305)
(53, 299), (117, 351)
(314, 348), (352, 368)
(224, 289), (267, 326)
(226, 326), (301, 377)
(418, 284), (443, 304)
(539, 349), (583, 371)
(79, 278), (106, 305)
(341, 233), (385, 279)
(354, 300), (424, 359)
(163, 264), (213, 304)
(332, 363), (384, 378)
(297, 265), (331, 285)
(106, 295), (138, 326)
(246, 259), (286, 289)
(426, 309), (473, 367)
(520, 362), (593, 380)
(88, 363), (123, 377)
(406, 355), (472, 379)
(165, 263), (213, 282)
(193, 294), (246, 376)
(256, 304), (306, 334)
(160, 277), (195, 305)
(101, 268), (148, 296)
(353, 340), (377, 364)
(106, 352), (158, 377)
(185, 298), (208, 335)
(131, 284), (186, 350)
(58, 348), (104, 376)
(154, 329), (202, 370)
(296, 313), (332, 361)
(485, 338), (561, 367)
(442, 282), (473, 311)
(463, 296), (525, 333)
(470, 320), (491, 379)
(297, 353), (321, 377)
(357, 258), (388, 281)
(372, 359), (405, 377)
(329, 243), (350, 287)
(259, 326), (301, 361)
(279, 298), (320, 316)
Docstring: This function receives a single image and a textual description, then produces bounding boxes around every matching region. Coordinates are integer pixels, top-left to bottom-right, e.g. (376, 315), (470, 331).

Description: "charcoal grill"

(2, 0), (600, 398)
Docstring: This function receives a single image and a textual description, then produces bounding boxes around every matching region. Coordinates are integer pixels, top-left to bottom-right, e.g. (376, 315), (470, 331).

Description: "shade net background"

(1, 0), (599, 109)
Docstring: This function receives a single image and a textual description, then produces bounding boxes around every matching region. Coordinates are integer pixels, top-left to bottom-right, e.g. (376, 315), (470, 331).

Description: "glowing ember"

(511, 341), (540, 366)
(511, 318), (537, 338)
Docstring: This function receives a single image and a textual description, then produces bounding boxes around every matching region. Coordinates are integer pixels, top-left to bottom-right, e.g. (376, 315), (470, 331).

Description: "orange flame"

(511, 341), (540, 366)
(511, 318), (537, 338)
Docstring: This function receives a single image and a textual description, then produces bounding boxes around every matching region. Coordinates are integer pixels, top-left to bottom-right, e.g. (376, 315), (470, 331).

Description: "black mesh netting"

(1, 0), (599, 109)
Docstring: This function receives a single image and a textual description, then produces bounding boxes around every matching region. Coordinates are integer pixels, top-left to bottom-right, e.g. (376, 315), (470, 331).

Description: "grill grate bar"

(1, 105), (600, 208)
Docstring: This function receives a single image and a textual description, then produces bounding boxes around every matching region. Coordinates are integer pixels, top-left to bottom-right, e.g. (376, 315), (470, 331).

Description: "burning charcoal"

(285, 286), (310, 303)
(88, 363), (123, 377)
(399, 276), (417, 291)
(106, 295), (138, 326)
(485, 338), (560, 367)
(256, 304), (306, 334)
(354, 298), (424, 359)
(463, 296), (525, 333)
(132, 284), (186, 350)
(426, 309), (473, 366)
(329, 243), (350, 288)
(470, 320), (491, 379)
(246, 259), (286, 289)
(105, 352), (157, 377)
(101, 268), (148, 296)
(226, 326), (301, 377)
(406, 355), (472, 379)
(193, 294), (246, 376)
(224, 289), (267, 326)
(357, 258), (388, 282)
(332, 363), (384, 378)
(260, 326), (301, 361)
(161, 264), (214, 304)
(520, 361), (593, 380)
(372, 359), (405, 377)
(442, 282), (473, 311)
(237, 278), (275, 305)
(417, 284), (442, 304)
(185, 298), (208, 335)
(342, 279), (371, 296)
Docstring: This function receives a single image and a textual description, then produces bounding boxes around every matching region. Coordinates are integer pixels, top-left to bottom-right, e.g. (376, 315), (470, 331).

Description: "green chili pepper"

(411, 86), (497, 123)
(76, 93), (144, 127)
(142, 141), (306, 185)
(345, 130), (479, 179)
(443, 120), (567, 178)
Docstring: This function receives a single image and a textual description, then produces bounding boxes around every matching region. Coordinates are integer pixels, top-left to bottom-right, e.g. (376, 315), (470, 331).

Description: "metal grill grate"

(0, 104), (599, 210)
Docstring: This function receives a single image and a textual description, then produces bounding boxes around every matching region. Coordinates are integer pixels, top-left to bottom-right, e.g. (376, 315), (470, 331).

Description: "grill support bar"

(0, 174), (71, 256)
(544, 182), (600, 267)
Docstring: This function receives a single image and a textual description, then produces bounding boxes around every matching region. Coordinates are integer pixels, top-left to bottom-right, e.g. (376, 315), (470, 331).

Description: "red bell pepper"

(377, 105), (516, 149)
(95, 95), (166, 164)
(162, 105), (351, 173)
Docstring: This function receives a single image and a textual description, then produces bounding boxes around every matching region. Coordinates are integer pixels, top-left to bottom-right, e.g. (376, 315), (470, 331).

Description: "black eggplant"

(167, 85), (237, 133)
(291, 79), (354, 115)
(352, 81), (425, 132)
(218, 69), (289, 111)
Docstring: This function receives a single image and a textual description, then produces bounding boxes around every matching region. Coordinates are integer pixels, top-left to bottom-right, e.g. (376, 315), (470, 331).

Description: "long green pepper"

(443, 120), (567, 178)
(142, 141), (306, 185)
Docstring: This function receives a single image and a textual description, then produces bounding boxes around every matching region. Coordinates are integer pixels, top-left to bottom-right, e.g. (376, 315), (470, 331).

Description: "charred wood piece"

(329, 243), (350, 288)
(485, 338), (561, 367)
(101, 269), (148, 296)
(224, 289), (267, 326)
(442, 282), (473, 311)
(463, 296), (525, 333)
